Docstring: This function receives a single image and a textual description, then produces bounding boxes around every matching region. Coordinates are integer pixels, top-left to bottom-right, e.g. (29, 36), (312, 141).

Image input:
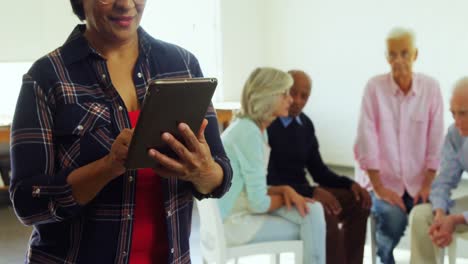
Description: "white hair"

(238, 67), (293, 126)
(386, 27), (416, 47)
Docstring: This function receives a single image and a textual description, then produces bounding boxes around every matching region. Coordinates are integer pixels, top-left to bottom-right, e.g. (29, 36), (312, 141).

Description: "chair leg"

(448, 238), (457, 264)
(368, 216), (377, 264)
(294, 250), (303, 264)
(439, 247), (445, 264)
(269, 253), (279, 264)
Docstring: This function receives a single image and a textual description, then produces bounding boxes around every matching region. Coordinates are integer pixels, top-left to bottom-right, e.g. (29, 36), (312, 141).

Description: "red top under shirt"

(128, 110), (169, 264)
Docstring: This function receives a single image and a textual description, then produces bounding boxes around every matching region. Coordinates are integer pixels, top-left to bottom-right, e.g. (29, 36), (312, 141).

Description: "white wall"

(1, 0), (78, 123)
(220, 0), (268, 101)
(257, 0), (468, 166)
(0, 0), (222, 120)
(5, 1), (468, 166)
(1, 0), (79, 62)
(141, 0), (223, 100)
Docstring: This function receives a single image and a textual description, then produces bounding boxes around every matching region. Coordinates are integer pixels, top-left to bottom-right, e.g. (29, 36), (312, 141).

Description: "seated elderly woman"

(218, 67), (326, 264)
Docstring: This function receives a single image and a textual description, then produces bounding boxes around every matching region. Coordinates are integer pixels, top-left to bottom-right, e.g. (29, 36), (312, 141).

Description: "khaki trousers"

(409, 196), (468, 264)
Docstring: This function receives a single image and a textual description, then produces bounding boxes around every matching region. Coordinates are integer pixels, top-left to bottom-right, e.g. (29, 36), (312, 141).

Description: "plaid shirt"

(10, 25), (232, 264)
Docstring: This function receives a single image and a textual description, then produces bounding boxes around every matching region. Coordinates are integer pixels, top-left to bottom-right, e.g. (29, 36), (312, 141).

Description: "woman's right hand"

(67, 128), (134, 205)
(282, 186), (310, 217)
(105, 128), (133, 178)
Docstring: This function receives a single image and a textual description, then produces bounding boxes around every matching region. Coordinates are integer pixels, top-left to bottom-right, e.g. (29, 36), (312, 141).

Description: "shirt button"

(122, 251), (127, 256)
(128, 176), (134, 182)
(127, 214), (132, 219)
(167, 211), (172, 216)
(77, 125), (84, 131)
(102, 74), (106, 80)
(34, 188), (40, 194)
(137, 72), (143, 78)
(118, 105), (124, 111)
(170, 248), (174, 254)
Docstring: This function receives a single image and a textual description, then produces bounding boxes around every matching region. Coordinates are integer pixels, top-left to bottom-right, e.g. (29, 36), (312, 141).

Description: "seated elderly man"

(267, 70), (371, 264)
(354, 27), (445, 264)
(410, 77), (468, 264)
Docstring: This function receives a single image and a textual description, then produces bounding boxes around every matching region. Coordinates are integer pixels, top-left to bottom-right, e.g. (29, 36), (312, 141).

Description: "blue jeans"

(250, 202), (326, 264)
(370, 191), (417, 264)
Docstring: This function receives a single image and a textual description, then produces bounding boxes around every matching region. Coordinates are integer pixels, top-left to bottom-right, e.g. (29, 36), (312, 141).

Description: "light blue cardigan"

(218, 117), (272, 219)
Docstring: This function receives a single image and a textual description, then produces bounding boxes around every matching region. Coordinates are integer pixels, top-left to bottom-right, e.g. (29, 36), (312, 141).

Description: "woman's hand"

(68, 128), (133, 205)
(148, 119), (223, 194)
(282, 186), (311, 217)
(105, 128), (133, 178)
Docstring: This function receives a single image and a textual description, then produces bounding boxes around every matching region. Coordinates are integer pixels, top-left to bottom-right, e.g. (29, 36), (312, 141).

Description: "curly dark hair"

(70, 0), (85, 20)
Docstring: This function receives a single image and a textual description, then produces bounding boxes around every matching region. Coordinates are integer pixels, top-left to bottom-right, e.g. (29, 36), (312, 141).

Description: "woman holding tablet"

(218, 67), (326, 264)
(9, 0), (232, 263)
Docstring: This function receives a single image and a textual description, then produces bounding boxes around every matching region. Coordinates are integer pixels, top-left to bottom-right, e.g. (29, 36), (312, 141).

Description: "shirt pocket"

(54, 102), (112, 166)
(55, 102), (110, 136)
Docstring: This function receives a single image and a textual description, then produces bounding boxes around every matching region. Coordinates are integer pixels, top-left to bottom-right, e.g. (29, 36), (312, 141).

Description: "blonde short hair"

(238, 67), (293, 125)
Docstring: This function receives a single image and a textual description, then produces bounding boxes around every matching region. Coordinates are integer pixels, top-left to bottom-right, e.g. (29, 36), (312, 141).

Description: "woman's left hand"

(282, 187), (310, 217)
(148, 119), (223, 194)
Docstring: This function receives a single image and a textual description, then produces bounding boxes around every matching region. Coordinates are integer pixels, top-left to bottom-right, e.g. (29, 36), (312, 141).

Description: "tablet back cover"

(126, 78), (217, 169)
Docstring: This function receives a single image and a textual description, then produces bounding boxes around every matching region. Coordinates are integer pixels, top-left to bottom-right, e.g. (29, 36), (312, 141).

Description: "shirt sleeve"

(188, 56), (233, 200)
(10, 74), (82, 226)
(236, 127), (271, 213)
(306, 120), (353, 189)
(429, 127), (463, 213)
(354, 81), (380, 170)
(425, 84), (444, 170)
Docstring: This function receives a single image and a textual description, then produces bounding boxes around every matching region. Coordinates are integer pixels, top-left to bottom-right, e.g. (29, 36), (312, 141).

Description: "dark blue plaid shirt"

(10, 25), (232, 264)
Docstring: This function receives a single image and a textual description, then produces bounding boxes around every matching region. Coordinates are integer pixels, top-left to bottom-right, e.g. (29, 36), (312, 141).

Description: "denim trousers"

(370, 191), (417, 264)
(250, 202), (326, 264)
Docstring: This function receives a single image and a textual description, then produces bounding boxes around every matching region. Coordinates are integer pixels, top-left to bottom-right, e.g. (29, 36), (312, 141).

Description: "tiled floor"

(1, 167), (468, 264)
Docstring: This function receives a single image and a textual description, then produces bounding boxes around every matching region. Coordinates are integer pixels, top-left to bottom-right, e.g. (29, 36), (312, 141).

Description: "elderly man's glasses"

(99, 0), (146, 4)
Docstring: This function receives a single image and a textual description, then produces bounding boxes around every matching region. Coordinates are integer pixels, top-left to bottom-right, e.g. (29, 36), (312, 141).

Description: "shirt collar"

(61, 24), (152, 66)
(279, 115), (303, 127)
(389, 72), (419, 96)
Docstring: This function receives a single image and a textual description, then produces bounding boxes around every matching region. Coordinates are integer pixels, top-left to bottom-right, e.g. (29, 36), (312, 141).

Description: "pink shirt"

(354, 73), (444, 197)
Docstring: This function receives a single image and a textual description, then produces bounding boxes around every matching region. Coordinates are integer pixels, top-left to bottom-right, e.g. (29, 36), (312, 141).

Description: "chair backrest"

(196, 198), (228, 263)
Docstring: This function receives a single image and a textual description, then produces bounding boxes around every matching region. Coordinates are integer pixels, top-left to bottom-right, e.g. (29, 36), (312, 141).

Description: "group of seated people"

(216, 27), (468, 264)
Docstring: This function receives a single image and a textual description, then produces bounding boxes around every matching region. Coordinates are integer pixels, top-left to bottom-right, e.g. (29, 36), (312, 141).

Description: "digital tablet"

(125, 78), (217, 169)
